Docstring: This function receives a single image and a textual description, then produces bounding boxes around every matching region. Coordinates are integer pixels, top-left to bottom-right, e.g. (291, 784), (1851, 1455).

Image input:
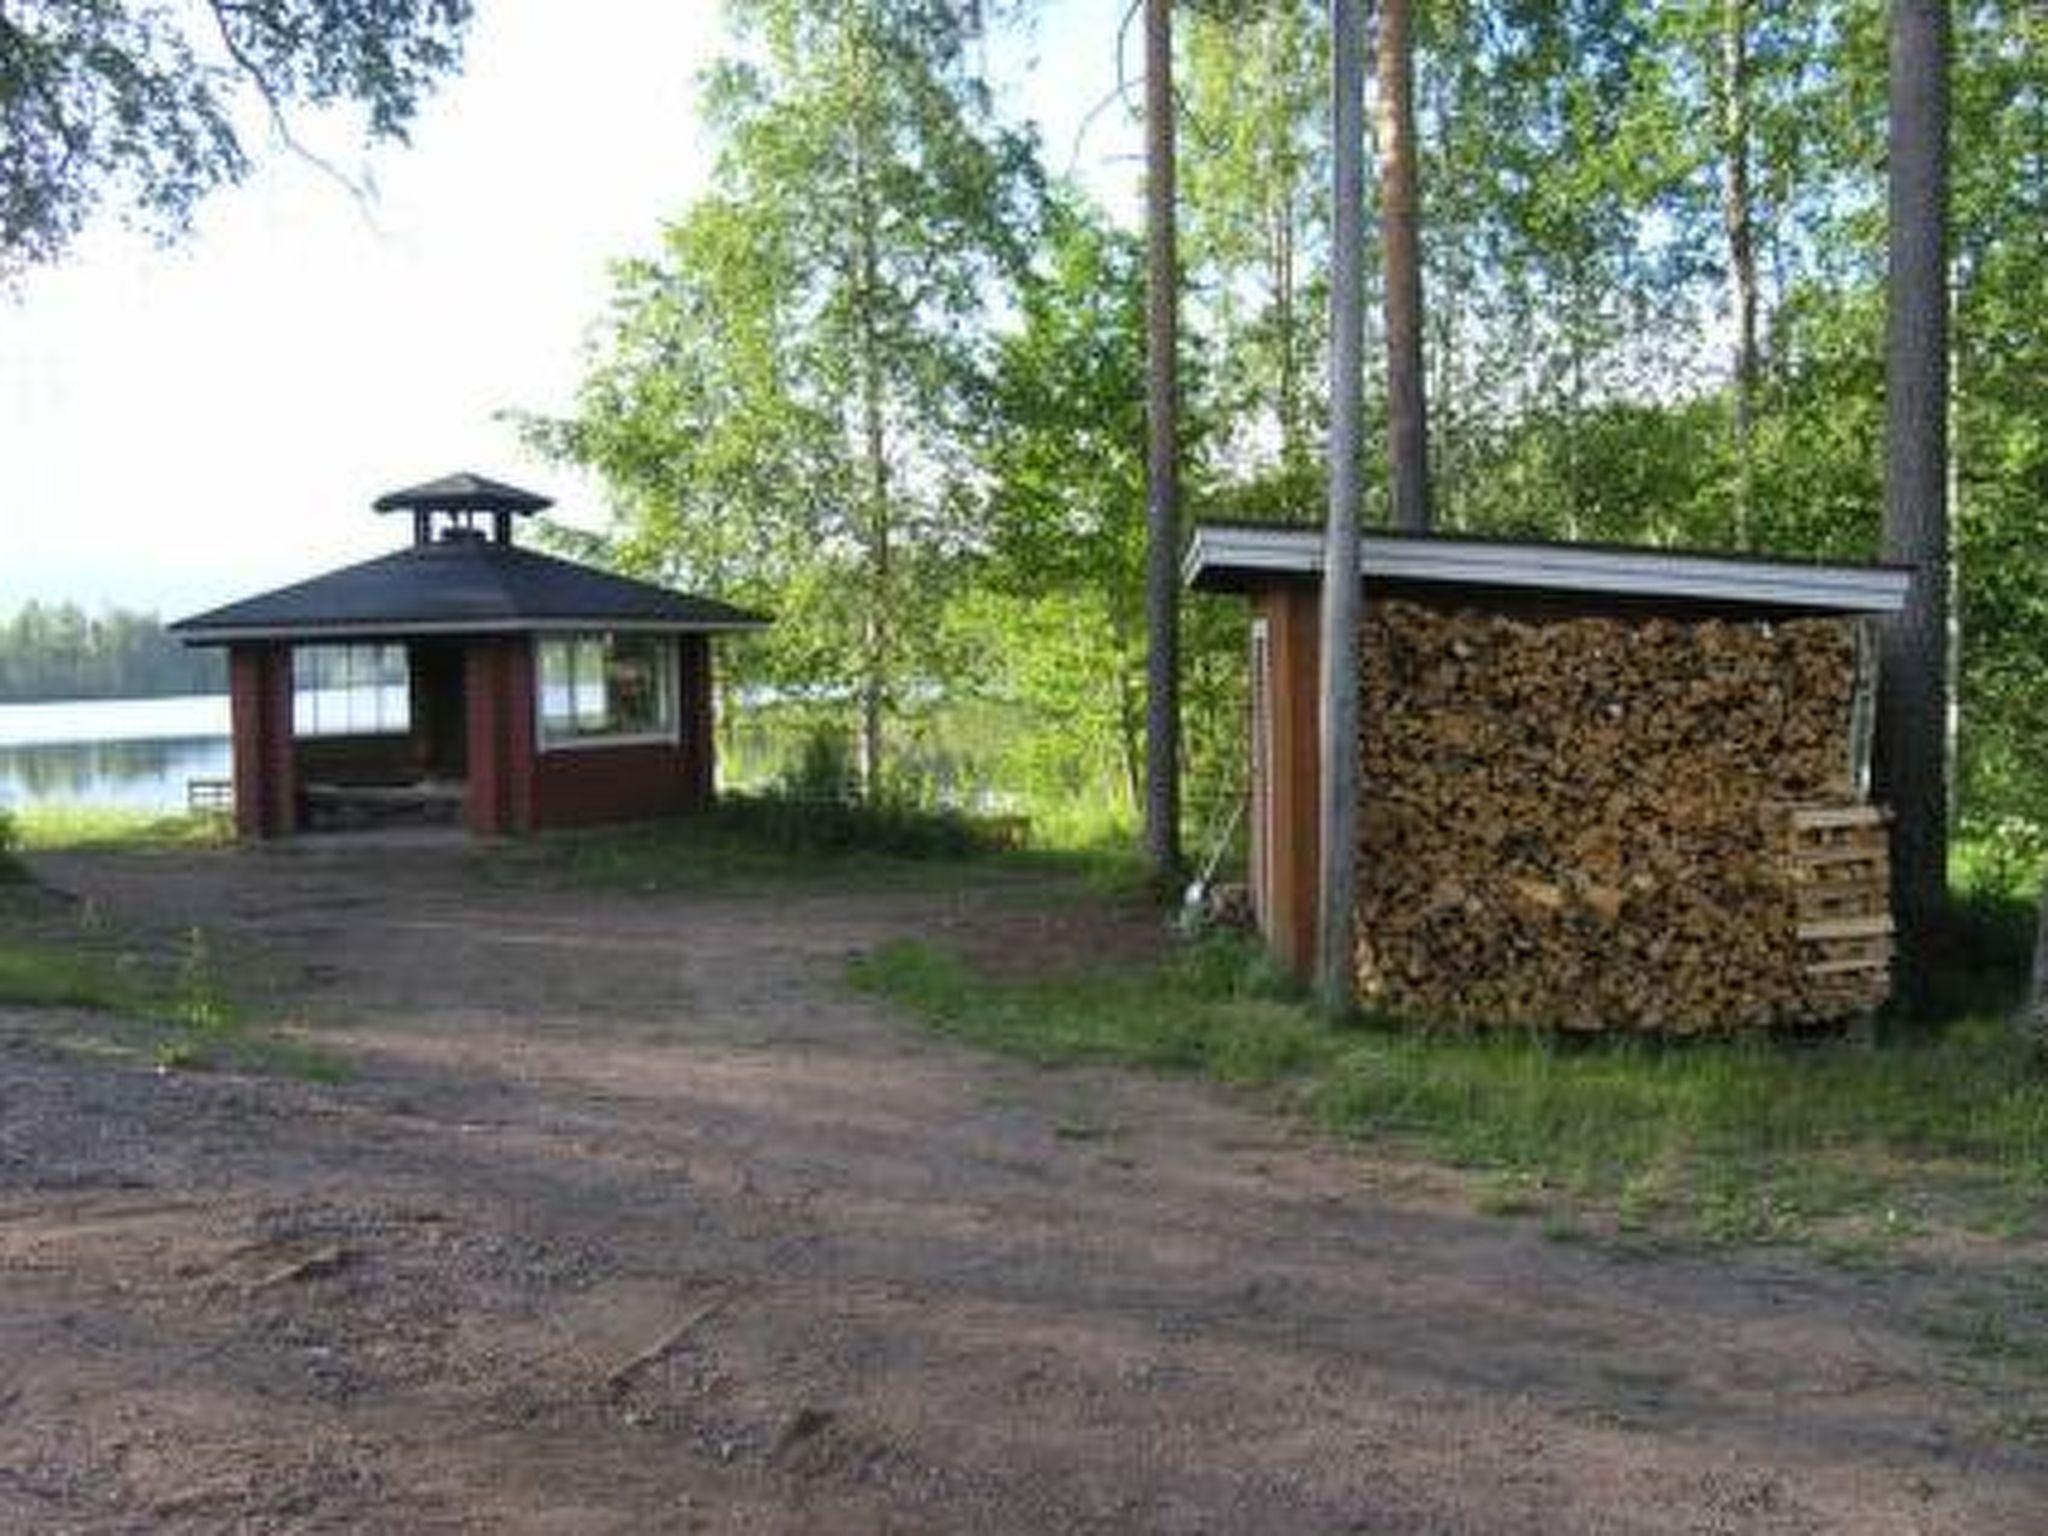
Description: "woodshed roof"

(1183, 523), (1911, 616)
(172, 536), (770, 644)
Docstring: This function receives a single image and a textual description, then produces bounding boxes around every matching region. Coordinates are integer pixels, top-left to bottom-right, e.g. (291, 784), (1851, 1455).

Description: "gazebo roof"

(172, 536), (769, 644)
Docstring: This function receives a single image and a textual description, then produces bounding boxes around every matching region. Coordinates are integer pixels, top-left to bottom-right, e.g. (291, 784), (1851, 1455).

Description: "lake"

(0, 695), (231, 815)
(0, 693), (1015, 819)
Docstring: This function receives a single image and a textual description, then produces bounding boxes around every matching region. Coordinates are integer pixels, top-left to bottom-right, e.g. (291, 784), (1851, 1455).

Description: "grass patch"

(554, 792), (1101, 893)
(853, 934), (2048, 1250)
(11, 804), (231, 853)
(0, 913), (341, 1080)
(0, 932), (152, 1013)
(1922, 1268), (2048, 1445)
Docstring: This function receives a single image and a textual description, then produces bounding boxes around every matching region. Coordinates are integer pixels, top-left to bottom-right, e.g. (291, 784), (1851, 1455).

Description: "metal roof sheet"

(1183, 522), (1912, 615)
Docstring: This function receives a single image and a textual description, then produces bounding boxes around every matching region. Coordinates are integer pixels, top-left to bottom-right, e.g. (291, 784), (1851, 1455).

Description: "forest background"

(7, 0), (2042, 867)
(525, 0), (2048, 858)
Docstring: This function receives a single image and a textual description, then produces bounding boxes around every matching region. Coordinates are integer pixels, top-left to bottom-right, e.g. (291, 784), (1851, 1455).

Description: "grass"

(852, 932), (2048, 1251)
(552, 790), (1145, 894)
(10, 803), (232, 853)
(0, 907), (341, 1080)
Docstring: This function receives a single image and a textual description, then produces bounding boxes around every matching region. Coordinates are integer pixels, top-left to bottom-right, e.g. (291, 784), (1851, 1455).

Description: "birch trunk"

(1377, 0), (1431, 532)
(1721, 0), (1758, 548)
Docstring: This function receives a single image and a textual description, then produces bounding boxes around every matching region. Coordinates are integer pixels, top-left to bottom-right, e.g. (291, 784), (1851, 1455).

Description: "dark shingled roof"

(171, 536), (769, 642)
(371, 471), (553, 517)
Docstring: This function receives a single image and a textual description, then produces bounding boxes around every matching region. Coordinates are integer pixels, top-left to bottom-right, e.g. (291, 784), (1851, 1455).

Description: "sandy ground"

(1, 836), (2043, 1534)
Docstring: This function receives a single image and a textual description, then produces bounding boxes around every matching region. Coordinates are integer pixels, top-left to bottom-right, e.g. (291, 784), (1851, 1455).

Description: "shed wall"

(1250, 586), (1322, 977)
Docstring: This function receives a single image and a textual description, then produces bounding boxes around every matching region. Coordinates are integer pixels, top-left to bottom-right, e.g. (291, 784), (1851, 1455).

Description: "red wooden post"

(680, 635), (714, 809)
(229, 644), (296, 838)
(464, 642), (506, 836)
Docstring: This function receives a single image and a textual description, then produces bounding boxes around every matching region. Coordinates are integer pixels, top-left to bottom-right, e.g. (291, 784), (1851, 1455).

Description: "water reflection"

(0, 736), (231, 813)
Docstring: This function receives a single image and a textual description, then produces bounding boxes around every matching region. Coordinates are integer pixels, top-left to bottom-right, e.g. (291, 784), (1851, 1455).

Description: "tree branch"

(202, 0), (379, 222)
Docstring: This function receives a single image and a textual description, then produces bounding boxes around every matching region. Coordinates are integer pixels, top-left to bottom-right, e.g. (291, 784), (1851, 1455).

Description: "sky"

(0, 0), (1138, 619)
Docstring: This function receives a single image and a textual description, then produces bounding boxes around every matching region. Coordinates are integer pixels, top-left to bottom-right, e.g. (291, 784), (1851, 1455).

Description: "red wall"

(467, 633), (716, 835)
(529, 635), (715, 828)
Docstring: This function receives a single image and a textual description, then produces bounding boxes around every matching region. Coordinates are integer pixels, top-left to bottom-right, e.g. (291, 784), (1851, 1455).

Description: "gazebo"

(172, 473), (767, 838)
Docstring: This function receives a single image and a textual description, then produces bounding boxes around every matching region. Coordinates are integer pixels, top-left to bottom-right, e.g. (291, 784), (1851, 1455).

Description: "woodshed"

(1185, 523), (1913, 1032)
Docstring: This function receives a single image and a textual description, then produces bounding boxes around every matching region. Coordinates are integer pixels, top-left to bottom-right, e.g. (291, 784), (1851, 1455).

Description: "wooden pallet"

(1776, 802), (1892, 1009)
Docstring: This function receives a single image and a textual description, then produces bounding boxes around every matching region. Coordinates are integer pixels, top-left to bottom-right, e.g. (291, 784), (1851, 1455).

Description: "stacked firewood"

(1353, 599), (1888, 1032)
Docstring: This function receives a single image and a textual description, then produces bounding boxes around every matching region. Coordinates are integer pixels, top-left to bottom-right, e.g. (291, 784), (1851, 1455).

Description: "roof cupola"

(371, 471), (553, 548)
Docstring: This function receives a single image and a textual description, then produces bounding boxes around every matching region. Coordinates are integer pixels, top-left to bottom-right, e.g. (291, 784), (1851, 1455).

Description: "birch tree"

(1143, 0), (1183, 878)
(530, 0), (1041, 793)
(1378, 0), (1431, 531)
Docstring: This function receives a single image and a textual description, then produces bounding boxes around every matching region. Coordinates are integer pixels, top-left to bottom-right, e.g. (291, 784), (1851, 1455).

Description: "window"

(537, 633), (675, 747)
(293, 644), (410, 737)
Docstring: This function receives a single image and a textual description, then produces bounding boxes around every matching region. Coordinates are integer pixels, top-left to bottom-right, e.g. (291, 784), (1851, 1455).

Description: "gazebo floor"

(302, 779), (465, 832)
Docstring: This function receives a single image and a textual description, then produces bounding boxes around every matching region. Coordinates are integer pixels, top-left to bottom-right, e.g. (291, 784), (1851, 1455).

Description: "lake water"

(0, 695), (232, 814)
(0, 694), (1012, 818)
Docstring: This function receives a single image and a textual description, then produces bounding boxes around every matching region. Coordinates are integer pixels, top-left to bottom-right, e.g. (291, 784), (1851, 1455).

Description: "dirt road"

(2, 839), (2041, 1533)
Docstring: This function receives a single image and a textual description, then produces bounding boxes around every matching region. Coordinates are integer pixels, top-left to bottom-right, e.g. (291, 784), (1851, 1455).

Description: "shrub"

(777, 725), (861, 805)
(712, 788), (987, 859)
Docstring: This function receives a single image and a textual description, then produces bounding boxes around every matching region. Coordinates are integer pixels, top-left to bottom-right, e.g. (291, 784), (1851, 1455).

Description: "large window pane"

(293, 643), (410, 737)
(537, 633), (674, 747)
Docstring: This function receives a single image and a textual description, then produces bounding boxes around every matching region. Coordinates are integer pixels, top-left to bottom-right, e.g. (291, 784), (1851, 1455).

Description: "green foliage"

(1, 0), (472, 275)
(0, 602), (223, 702)
(528, 0), (2048, 870)
(965, 196), (1151, 820)
(525, 0), (1043, 788)
(1956, 819), (2048, 902)
(856, 934), (2048, 1249)
(963, 192), (1247, 843)
(1181, 0), (1328, 481)
(775, 723), (861, 804)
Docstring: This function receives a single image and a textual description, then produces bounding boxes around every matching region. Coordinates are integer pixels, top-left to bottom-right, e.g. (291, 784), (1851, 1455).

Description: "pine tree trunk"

(1377, 0), (1431, 532)
(1143, 0), (1182, 881)
(1318, 0), (1367, 1014)
(2029, 881), (2048, 1049)
(1721, 0), (1758, 548)
(1874, 0), (1951, 1015)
